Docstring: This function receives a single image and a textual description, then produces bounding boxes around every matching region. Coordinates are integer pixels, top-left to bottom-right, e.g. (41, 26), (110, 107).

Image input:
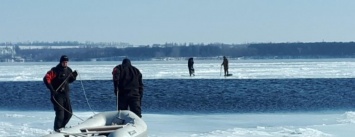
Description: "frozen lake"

(1, 58), (355, 137)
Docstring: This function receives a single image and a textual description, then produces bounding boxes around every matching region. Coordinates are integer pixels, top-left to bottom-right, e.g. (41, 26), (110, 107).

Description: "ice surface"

(1, 111), (355, 137)
(2, 58), (355, 81)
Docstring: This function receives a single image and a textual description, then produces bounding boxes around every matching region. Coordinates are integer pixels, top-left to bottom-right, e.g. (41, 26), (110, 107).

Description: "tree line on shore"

(1, 41), (355, 62)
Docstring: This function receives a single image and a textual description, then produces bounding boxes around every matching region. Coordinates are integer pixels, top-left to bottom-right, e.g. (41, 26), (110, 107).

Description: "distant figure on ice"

(188, 57), (195, 76)
(221, 56), (229, 76)
(43, 55), (78, 132)
(112, 58), (144, 118)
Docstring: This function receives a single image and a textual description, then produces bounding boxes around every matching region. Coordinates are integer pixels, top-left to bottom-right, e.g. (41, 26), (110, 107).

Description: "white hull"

(43, 110), (147, 137)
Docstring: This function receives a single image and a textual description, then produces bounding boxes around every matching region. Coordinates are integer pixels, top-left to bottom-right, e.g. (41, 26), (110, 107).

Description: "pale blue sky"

(1, 0), (354, 45)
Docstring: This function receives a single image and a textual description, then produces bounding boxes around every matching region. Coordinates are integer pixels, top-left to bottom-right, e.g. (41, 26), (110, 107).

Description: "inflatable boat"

(43, 110), (147, 137)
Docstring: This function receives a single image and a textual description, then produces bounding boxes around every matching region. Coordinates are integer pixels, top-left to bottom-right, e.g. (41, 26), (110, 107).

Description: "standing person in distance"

(221, 56), (229, 76)
(188, 57), (195, 76)
(112, 58), (144, 118)
(43, 55), (78, 132)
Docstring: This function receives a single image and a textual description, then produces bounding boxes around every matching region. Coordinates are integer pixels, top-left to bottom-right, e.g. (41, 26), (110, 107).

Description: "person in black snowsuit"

(188, 57), (195, 76)
(221, 56), (229, 76)
(43, 55), (78, 132)
(112, 58), (144, 118)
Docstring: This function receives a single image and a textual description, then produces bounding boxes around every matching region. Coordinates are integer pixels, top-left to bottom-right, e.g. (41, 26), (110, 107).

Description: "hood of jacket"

(122, 58), (131, 67)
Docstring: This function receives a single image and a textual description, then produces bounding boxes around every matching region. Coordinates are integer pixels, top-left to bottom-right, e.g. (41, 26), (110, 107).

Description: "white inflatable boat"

(43, 110), (147, 137)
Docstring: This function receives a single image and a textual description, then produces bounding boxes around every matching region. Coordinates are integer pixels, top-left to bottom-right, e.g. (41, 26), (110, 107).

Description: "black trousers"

(224, 68), (229, 76)
(117, 89), (142, 118)
(51, 94), (72, 131)
(188, 67), (194, 76)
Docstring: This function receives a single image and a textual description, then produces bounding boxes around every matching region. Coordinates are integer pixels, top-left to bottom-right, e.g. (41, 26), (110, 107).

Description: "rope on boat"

(52, 96), (84, 121)
(78, 73), (96, 115)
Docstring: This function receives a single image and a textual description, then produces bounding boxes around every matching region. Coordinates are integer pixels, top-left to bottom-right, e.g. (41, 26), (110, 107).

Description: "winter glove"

(72, 70), (78, 77)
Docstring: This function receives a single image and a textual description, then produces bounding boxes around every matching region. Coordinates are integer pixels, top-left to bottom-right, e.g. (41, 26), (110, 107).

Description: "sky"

(1, 0), (355, 45)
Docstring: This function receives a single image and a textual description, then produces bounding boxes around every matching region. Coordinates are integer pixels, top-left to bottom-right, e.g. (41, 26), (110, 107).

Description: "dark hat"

(60, 55), (69, 62)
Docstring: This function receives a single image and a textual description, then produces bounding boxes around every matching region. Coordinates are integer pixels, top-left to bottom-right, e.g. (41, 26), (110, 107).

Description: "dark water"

(1, 79), (355, 113)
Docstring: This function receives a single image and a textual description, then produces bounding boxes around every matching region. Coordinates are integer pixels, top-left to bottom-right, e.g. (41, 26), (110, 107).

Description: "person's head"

(59, 55), (69, 68)
(122, 58), (131, 67)
(223, 56), (226, 59)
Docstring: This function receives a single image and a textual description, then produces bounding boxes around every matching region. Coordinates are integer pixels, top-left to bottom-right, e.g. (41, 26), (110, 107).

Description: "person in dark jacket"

(188, 57), (195, 76)
(221, 56), (229, 76)
(112, 58), (144, 118)
(43, 55), (78, 132)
